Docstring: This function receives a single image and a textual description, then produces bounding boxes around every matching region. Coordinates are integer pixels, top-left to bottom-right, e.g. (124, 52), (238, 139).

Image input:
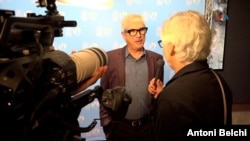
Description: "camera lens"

(70, 47), (108, 83)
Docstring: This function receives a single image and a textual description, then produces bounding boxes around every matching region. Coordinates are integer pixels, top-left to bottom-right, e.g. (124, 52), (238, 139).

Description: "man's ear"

(121, 32), (126, 39)
(168, 43), (175, 56)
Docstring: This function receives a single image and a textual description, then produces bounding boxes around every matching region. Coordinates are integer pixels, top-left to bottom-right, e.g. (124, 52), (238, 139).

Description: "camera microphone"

(154, 59), (164, 88)
(70, 47), (108, 83)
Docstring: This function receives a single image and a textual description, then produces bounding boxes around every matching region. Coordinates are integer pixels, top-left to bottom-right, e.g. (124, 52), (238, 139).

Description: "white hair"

(161, 10), (212, 63)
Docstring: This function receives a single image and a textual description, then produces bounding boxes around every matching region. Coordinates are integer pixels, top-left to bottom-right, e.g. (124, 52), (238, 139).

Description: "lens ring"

(88, 47), (108, 66)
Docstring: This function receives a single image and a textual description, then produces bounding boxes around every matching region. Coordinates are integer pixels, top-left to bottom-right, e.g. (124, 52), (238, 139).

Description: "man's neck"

(128, 47), (144, 59)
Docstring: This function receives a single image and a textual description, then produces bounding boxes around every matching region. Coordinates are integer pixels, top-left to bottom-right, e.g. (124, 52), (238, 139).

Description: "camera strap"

(211, 70), (227, 125)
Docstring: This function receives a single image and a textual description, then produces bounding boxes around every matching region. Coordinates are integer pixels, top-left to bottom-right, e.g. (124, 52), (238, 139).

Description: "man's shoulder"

(107, 47), (123, 54)
(106, 47), (124, 60)
(146, 49), (163, 57)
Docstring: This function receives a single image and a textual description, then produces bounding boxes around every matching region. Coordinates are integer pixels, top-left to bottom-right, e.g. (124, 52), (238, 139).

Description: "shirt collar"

(125, 46), (146, 58)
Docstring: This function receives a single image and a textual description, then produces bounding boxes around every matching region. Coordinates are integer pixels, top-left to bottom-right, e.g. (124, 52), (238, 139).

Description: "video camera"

(0, 0), (131, 141)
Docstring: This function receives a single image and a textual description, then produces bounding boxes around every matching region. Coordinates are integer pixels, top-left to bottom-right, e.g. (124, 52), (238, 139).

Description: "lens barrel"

(70, 47), (108, 83)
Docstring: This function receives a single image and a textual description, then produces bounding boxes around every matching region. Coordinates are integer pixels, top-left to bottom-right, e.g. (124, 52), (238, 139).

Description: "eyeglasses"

(158, 40), (163, 48)
(124, 27), (148, 36)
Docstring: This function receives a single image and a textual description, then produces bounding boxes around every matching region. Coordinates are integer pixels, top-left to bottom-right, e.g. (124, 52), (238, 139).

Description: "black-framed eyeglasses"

(158, 40), (163, 48)
(124, 27), (148, 36)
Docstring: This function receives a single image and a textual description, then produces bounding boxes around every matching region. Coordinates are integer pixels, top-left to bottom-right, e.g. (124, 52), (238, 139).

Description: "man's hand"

(148, 78), (164, 99)
(73, 65), (108, 94)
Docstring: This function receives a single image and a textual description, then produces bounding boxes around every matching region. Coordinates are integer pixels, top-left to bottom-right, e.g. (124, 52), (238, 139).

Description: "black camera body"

(0, 2), (80, 140)
(0, 1), (131, 141)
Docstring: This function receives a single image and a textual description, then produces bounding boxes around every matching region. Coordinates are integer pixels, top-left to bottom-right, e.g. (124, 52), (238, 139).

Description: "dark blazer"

(152, 60), (233, 141)
(100, 46), (163, 126)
